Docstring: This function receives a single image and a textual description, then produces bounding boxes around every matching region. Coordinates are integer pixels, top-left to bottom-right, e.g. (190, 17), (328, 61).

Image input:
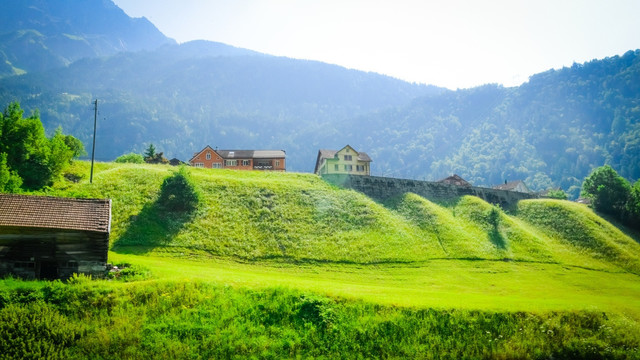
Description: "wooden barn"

(0, 194), (111, 280)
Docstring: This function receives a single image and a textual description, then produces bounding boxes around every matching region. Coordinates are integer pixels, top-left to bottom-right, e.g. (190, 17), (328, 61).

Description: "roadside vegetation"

(1, 161), (639, 358)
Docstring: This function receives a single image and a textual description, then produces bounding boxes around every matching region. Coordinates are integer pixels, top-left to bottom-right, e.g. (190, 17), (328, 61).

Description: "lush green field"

(2, 161), (640, 358)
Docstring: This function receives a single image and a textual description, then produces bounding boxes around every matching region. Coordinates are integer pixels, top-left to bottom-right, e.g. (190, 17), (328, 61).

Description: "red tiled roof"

(0, 194), (111, 233)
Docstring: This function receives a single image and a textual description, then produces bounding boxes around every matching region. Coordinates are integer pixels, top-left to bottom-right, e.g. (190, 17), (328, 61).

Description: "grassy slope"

(28, 161), (639, 314)
(44, 162), (640, 270)
(4, 161), (639, 358)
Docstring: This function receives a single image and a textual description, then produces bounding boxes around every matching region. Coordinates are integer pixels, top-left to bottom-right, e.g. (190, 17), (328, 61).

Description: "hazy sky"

(113, 0), (640, 90)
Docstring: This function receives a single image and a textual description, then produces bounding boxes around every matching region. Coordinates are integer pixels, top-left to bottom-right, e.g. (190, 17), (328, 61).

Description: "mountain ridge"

(0, 0), (638, 198)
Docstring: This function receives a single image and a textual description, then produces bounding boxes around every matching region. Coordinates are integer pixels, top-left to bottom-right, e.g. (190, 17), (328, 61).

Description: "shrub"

(157, 166), (201, 212)
(546, 188), (568, 200)
(581, 165), (630, 217)
(0, 302), (82, 359)
(115, 152), (144, 164)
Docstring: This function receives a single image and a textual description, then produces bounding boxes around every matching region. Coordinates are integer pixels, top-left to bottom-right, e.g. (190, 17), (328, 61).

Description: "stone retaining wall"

(321, 174), (537, 207)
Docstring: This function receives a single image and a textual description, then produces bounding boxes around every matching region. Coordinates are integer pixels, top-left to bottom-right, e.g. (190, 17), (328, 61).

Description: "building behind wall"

(314, 145), (372, 176)
(0, 194), (111, 280)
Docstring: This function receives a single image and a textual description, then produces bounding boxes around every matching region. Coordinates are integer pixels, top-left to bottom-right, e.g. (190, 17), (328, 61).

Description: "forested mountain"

(0, 0), (174, 77)
(351, 51), (640, 197)
(0, 1), (638, 199)
(0, 41), (440, 172)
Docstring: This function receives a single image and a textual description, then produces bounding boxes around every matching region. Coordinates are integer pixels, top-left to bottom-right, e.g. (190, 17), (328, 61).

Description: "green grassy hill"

(43, 161), (640, 272)
(2, 161), (640, 359)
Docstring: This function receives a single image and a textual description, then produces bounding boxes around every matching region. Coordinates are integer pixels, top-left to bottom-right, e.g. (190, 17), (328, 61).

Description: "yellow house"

(314, 145), (372, 176)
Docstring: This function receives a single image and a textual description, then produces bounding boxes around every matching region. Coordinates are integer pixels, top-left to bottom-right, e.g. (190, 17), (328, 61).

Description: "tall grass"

(1, 278), (639, 359)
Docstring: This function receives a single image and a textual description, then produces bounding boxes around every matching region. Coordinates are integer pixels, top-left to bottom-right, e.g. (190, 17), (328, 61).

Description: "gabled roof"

(493, 180), (530, 193)
(314, 145), (372, 174)
(0, 194), (111, 233)
(437, 174), (471, 187)
(189, 145), (217, 163)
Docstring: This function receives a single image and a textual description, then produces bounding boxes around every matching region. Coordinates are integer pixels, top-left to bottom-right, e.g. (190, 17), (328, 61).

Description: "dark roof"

(493, 180), (530, 192)
(190, 146), (286, 162)
(317, 148), (372, 162)
(437, 174), (471, 187)
(216, 150), (285, 159)
(0, 194), (111, 233)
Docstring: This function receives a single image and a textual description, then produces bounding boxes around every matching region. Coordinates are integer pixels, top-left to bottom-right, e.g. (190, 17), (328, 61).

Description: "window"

(275, 160), (280, 167)
(334, 164), (339, 171)
(357, 165), (365, 172)
(242, 160), (250, 166)
(344, 155), (352, 161)
(194, 162), (204, 168)
(213, 163), (222, 169)
(225, 160), (238, 166)
(206, 152), (211, 160)
(344, 165), (353, 171)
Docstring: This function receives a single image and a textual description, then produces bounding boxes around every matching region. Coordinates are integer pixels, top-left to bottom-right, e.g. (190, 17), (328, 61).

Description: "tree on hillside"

(581, 165), (630, 216)
(626, 180), (640, 229)
(0, 153), (22, 192)
(144, 143), (168, 164)
(157, 166), (200, 213)
(0, 102), (84, 190)
(144, 143), (156, 159)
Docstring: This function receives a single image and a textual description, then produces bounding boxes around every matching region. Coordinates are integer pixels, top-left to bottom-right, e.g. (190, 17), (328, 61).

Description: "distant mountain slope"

(351, 50), (640, 197)
(0, 1), (638, 196)
(0, 41), (440, 171)
(0, 0), (174, 76)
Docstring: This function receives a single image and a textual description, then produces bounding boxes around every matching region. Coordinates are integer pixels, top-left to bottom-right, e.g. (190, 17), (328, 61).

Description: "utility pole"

(90, 99), (97, 183)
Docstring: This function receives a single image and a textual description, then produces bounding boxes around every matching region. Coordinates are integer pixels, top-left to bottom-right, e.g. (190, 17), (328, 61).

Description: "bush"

(581, 165), (630, 217)
(115, 152), (144, 164)
(157, 166), (201, 212)
(0, 302), (82, 359)
(546, 188), (568, 200)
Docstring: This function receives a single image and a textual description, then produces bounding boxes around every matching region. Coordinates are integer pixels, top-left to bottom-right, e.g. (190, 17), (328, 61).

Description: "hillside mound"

(517, 199), (640, 273)
(43, 162), (640, 272)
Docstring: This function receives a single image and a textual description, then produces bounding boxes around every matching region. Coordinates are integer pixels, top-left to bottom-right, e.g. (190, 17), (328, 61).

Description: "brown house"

(0, 194), (111, 280)
(189, 145), (286, 171)
(437, 174), (471, 187)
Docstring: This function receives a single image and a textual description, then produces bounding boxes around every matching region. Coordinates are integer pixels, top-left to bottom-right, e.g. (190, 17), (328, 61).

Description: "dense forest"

(0, 0), (638, 199)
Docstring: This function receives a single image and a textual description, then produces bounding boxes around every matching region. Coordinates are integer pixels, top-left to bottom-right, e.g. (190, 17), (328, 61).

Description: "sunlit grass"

(5, 161), (640, 358)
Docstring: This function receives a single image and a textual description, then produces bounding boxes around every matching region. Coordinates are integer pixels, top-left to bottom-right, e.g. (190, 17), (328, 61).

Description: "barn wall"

(0, 227), (109, 279)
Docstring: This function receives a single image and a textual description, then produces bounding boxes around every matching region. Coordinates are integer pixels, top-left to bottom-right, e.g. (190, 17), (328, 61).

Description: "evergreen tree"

(144, 143), (156, 159)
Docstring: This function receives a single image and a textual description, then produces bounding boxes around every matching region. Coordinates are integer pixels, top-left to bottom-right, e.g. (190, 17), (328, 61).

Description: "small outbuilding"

(0, 194), (111, 280)
(493, 180), (532, 194)
(437, 174), (472, 187)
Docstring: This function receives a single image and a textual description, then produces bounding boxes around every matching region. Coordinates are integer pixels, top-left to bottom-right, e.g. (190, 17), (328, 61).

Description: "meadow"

(1, 161), (640, 359)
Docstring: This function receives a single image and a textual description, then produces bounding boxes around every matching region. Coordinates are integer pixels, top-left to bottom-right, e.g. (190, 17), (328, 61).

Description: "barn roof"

(0, 194), (111, 233)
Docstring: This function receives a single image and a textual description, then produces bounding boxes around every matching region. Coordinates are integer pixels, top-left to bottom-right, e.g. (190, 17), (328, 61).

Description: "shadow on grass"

(489, 227), (507, 249)
(111, 202), (198, 255)
(111, 167), (200, 255)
